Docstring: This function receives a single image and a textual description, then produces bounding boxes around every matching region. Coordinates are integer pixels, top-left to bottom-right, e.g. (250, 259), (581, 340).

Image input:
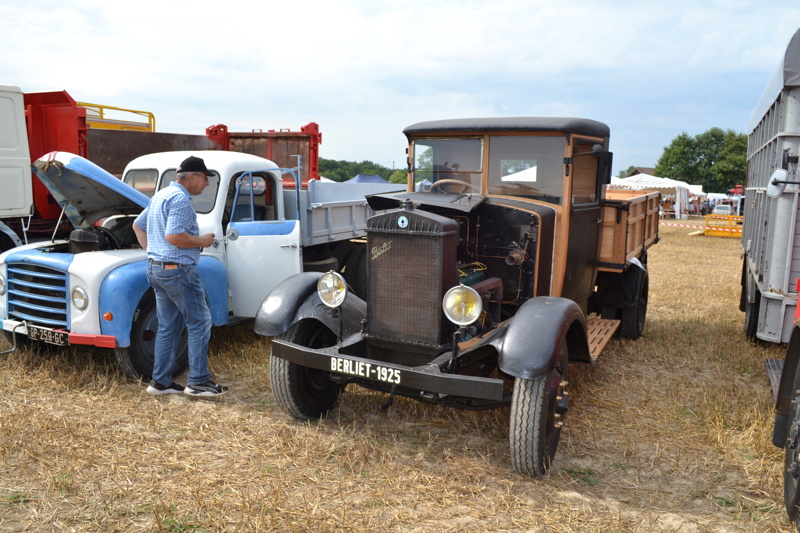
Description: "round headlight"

(442, 285), (482, 326)
(317, 271), (347, 308)
(0, 274), (6, 296)
(71, 287), (88, 310)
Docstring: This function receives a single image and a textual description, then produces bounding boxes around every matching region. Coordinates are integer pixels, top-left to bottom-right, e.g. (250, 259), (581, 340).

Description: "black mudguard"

(493, 297), (590, 380)
(773, 324), (800, 446)
(254, 272), (366, 338)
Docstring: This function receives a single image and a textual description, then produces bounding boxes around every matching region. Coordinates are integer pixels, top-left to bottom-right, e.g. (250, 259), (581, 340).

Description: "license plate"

(27, 325), (69, 346)
(330, 357), (401, 385)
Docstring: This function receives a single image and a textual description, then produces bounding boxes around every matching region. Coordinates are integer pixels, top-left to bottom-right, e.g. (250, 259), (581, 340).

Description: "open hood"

(32, 151), (150, 229)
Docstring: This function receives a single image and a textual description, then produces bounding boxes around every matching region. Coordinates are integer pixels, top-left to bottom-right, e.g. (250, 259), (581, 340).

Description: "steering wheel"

(429, 179), (477, 194)
(88, 226), (121, 250)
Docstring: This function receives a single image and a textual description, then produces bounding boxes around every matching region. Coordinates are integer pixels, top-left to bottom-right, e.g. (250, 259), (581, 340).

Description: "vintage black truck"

(254, 118), (659, 476)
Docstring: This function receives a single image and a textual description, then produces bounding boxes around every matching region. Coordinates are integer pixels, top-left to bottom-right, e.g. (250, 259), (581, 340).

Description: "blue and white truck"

(0, 149), (399, 377)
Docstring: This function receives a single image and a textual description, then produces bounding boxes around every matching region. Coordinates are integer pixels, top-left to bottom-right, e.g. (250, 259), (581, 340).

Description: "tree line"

(319, 158), (406, 183)
(618, 127), (747, 194)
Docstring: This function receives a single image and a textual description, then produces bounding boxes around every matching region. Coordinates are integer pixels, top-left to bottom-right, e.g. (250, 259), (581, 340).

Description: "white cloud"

(2, 0), (800, 179)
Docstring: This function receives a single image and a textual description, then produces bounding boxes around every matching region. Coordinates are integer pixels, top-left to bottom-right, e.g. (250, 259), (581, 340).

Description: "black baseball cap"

(177, 155), (213, 176)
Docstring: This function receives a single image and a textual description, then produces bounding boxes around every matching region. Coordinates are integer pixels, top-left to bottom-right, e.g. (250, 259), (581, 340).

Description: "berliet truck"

(254, 117), (660, 476)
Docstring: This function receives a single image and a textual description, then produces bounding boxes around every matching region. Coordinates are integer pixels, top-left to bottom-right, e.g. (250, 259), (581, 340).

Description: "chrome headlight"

(0, 274), (6, 296)
(71, 287), (88, 310)
(317, 271), (347, 308)
(442, 285), (482, 326)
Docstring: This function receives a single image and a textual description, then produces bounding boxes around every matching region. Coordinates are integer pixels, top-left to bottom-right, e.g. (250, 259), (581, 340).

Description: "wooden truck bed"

(598, 189), (660, 272)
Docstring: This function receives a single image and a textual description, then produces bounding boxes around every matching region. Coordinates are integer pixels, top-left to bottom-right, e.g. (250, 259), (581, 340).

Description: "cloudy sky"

(3, 0), (799, 181)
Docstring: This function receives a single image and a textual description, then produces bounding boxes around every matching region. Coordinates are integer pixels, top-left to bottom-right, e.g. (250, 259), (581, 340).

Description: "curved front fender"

(493, 297), (590, 380)
(98, 261), (151, 346)
(254, 271), (366, 338)
(100, 256), (229, 347)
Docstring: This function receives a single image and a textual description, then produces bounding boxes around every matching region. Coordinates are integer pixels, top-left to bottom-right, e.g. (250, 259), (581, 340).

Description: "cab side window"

(225, 172), (277, 226)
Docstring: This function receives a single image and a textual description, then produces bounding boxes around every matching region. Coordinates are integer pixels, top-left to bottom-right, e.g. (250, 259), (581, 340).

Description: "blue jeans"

(146, 264), (212, 387)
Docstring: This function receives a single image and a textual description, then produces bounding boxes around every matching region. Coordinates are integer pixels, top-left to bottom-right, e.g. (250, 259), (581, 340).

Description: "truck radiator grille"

(366, 208), (458, 352)
(6, 263), (69, 327)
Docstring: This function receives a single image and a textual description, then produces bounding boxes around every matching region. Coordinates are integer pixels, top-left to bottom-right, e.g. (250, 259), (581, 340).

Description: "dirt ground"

(0, 224), (791, 532)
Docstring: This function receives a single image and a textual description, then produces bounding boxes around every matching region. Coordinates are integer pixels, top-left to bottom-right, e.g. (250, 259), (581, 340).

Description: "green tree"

(654, 128), (746, 192)
(319, 158), (399, 183)
(617, 165), (636, 178)
(388, 169), (407, 184)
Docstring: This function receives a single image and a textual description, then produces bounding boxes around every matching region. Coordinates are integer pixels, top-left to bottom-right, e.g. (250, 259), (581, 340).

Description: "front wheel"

(115, 291), (188, 379)
(270, 320), (342, 420)
(509, 337), (568, 476)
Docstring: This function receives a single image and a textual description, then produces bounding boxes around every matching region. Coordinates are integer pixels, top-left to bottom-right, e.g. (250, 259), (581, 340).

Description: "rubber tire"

(509, 337), (568, 476)
(621, 268), (649, 340)
(342, 248), (368, 299)
(785, 360), (800, 528)
(270, 320), (342, 420)
(115, 291), (188, 379)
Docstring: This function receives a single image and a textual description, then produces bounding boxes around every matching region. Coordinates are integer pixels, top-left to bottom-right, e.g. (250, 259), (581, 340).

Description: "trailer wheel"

(115, 291), (188, 379)
(621, 268), (648, 339)
(509, 337), (568, 476)
(785, 361), (800, 528)
(270, 320), (342, 420)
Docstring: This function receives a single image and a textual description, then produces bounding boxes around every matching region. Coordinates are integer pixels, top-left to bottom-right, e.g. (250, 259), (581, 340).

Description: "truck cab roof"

(403, 117), (610, 139)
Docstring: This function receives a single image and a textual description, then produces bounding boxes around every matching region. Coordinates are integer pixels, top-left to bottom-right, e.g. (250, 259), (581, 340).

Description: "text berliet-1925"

(255, 117), (659, 476)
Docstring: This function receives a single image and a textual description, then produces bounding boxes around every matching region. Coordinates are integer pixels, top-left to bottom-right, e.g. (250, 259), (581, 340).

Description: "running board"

(765, 359), (783, 404)
(586, 318), (620, 363)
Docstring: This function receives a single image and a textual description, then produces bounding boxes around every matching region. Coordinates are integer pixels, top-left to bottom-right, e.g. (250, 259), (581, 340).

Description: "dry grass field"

(0, 223), (791, 532)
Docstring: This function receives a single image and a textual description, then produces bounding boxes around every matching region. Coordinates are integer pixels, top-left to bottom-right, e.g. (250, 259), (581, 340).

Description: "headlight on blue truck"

(71, 287), (88, 310)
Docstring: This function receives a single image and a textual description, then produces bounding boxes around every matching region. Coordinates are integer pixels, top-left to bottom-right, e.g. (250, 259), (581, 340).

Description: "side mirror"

(767, 169), (789, 198)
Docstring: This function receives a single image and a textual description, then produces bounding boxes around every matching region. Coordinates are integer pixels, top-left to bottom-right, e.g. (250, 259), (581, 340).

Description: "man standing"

(132, 155), (229, 398)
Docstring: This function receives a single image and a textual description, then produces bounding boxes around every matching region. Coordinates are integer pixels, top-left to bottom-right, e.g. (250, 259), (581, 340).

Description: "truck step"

(586, 318), (621, 362)
(765, 359), (783, 404)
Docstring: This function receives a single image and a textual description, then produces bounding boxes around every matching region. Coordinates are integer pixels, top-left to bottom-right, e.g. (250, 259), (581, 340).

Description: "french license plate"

(27, 325), (69, 346)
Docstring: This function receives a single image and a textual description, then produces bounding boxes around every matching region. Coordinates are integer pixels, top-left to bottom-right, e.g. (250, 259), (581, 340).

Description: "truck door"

(0, 85), (33, 249)
(563, 140), (607, 312)
(225, 172), (302, 318)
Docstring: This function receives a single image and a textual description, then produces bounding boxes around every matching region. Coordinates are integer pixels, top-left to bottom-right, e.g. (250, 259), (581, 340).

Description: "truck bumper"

(272, 336), (505, 402)
(2, 319), (117, 349)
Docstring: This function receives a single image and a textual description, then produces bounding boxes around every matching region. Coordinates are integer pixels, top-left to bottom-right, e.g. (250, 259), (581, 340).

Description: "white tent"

(610, 173), (694, 218)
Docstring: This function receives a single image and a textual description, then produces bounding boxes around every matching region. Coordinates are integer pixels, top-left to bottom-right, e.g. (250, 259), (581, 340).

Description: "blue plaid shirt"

(134, 182), (201, 265)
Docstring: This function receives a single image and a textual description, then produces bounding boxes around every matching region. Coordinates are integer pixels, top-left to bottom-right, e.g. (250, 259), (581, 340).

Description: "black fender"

(493, 297), (590, 380)
(773, 323), (800, 446)
(254, 271), (366, 338)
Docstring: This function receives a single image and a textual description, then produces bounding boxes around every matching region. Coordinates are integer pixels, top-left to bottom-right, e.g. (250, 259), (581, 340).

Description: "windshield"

(411, 135), (567, 204)
(411, 138), (483, 192)
(487, 136), (565, 205)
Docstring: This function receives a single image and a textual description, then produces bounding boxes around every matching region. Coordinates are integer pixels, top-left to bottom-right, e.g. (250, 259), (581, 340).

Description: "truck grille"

(6, 263), (69, 327)
(366, 207), (458, 353)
